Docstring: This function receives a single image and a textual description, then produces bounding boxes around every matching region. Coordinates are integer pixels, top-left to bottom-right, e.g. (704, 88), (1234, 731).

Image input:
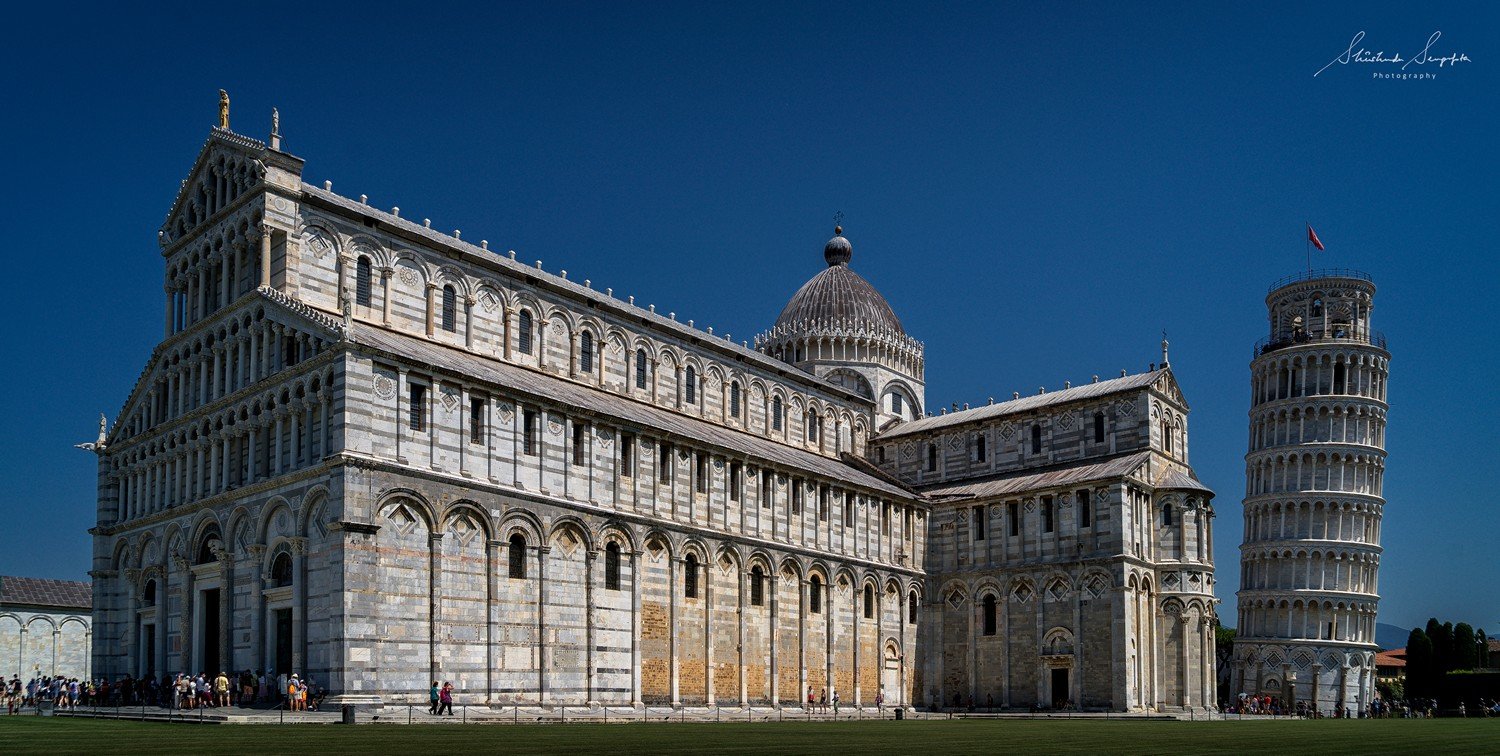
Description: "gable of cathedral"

(159, 129), (271, 248)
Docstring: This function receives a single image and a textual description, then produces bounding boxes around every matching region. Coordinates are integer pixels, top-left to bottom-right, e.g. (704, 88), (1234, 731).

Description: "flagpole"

(1305, 221), (1311, 273)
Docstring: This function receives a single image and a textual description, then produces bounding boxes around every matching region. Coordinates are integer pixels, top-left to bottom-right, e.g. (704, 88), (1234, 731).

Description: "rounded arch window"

(517, 309), (534, 354)
(508, 534), (527, 579)
(684, 553), (699, 599)
(863, 584), (875, 619)
(440, 285), (458, 332)
(580, 331), (595, 373)
(604, 542), (621, 591)
(809, 575), (823, 614)
(750, 565), (765, 606)
(271, 552), (294, 587)
(142, 579), (157, 607)
(685, 366), (697, 404)
(355, 256), (373, 307)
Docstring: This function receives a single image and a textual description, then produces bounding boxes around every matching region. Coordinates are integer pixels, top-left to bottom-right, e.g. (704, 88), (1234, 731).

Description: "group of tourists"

(3, 670), (316, 714)
(1227, 693), (1500, 719)
(162, 670), (316, 711)
(804, 686), (842, 714)
(4, 676), (91, 713)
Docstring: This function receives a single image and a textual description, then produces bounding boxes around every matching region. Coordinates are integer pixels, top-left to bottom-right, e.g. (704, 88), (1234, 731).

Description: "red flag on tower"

(1307, 224), (1325, 251)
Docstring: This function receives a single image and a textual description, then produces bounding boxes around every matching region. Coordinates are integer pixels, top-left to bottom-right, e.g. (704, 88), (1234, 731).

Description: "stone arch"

(346, 234), (390, 269)
(442, 499), (494, 541)
(225, 506), (254, 551)
(25, 614), (58, 632)
(777, 555), (804, 581)
(190, 514), (224, 564)
(58, 615), (90, 632)
(972, 576), (1004, 601)
(498, 508), (545, 544)
(257, 496), (296, 544)
(375, 490), (436, 534)
(548, 516), (595, 553)
(597, 522), (638, 553)
(677, 536), (711, 564)
(111, 538), (132, 571)
(389, 249), (430, 283)
(300, 485), (334, 535)
(641, 528), (675, 555)
(433, 265), (472, 297)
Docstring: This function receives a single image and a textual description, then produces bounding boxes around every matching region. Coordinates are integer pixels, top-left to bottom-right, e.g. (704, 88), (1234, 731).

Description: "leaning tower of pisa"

(1234, 270), (1389, 715)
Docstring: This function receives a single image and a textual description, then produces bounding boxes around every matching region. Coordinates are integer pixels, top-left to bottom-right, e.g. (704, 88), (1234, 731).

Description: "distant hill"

(1377, 622), (1411, 650)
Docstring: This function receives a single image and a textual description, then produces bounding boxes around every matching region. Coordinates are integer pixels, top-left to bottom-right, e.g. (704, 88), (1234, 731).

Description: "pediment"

(159, 129), (268, 247)
(1152, 369), (1189, 410)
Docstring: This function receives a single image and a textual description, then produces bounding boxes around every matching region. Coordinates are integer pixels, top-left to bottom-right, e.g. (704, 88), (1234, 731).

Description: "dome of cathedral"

(773, 228), (904, 335)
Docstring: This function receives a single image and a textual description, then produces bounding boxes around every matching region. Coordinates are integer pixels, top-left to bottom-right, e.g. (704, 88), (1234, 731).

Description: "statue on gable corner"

(218, 89), (230, 130)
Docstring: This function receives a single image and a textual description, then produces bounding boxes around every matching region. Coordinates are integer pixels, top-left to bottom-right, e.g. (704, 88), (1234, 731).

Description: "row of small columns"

(115, 393), (331, 522)
(141, 324), (317, 432)
(166, 224), (276, 337)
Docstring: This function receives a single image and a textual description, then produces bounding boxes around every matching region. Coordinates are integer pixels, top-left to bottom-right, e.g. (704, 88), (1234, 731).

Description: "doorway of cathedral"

(882, 643), (901, 705)
(140, 623), (156, 678)
(1050, 668), (1069, 708)
(274, 609), (293, 674)
(199, 588), (221, 675)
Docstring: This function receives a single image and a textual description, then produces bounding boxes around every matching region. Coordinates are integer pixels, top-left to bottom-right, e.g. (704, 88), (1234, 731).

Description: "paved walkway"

(44, 704), (1197, 725)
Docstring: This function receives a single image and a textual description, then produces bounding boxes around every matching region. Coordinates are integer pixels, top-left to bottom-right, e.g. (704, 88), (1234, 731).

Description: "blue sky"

(0, 2), (1494, 637)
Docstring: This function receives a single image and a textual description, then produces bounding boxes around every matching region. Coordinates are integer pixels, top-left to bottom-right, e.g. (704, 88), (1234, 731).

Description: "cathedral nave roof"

(347, 321), (917, 501)
(919, 450), (1153, 500)
(876, 368), (1172, 439)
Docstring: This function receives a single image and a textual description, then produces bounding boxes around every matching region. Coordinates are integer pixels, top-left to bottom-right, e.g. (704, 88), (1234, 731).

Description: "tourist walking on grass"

(438, 682), (454, 716)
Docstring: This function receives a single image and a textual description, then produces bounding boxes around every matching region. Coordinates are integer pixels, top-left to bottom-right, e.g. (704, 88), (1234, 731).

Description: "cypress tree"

(1405, 628), (1432, 699)
(1427, 620), (1453, 672)
(1454, 623), (1479, 670)
(1479, 629), (1490, 668)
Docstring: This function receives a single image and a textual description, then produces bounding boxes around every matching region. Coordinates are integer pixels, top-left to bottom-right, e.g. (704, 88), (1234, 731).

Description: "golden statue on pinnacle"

(218, 89), (230, 130)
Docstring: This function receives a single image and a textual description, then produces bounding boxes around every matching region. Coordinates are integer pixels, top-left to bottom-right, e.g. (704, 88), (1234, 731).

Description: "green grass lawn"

(0, 716), (1494, 755)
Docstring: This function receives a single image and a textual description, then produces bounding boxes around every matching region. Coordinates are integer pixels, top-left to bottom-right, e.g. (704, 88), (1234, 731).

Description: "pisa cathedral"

(88, 117), (1218, 712)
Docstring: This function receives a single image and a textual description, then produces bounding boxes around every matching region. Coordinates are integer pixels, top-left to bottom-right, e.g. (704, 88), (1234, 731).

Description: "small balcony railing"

(1253, 329), (1387, 359)
(1267, 268), (1374, 294)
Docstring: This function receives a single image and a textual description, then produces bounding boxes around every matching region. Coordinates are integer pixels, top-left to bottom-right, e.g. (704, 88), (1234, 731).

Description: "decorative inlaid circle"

(373, 374), (396, 399)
